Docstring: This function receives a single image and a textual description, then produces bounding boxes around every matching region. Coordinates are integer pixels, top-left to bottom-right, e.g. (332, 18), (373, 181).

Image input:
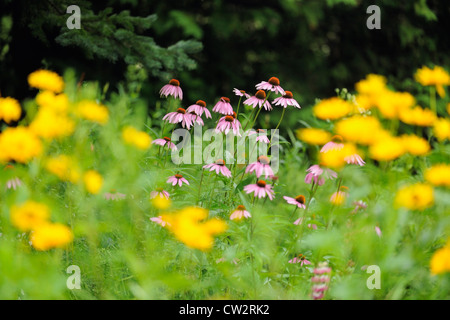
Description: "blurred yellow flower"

(369, 135), (405, 161)
(151, 196), (171, 210)
(0, 97), (22, 123)
(330, 186), (348, 205)
(376, 91), (415, 119)
(430, 242), (450, 275)
(296, 128), (332, 145)
(30, 109), (75, 140)
(122, 126), (152, 150)
(401, 134), (430, 156)
(36, 91), (70, 114)
(313, 97), (352, 120)
(399, 106), (436, 127)
(433, 118), (450, 141)
(415, 66), (450, 98)
(76, 100), (109, 124)
(0, 126), (42, 163)
(164, 207), (227, 251)
(10, 201), (50, 232)
(46, 155), (80, 183)
(83, 170), (103, 194)
(447, 103), (450, 116)
(394, 183), (434, 211)
(319, 143), (358, 169)
(31, 223), (73, 251)
(355, 74), (387, 96)
(28, 70), (64, 93)
(335, 116), (383, 145)
(425, 164), (450, 187)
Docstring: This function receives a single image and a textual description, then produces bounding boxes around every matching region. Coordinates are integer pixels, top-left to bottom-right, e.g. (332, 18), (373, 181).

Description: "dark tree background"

(0, 0), (448, 127)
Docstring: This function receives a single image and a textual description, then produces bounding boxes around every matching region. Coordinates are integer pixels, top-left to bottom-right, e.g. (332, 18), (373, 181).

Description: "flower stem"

(269, 107), (286, 147)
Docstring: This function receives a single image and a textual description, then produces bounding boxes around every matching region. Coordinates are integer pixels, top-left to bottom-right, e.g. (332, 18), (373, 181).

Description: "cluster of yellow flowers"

(10, 200), (73, 251)
(154, 206), (227, 251)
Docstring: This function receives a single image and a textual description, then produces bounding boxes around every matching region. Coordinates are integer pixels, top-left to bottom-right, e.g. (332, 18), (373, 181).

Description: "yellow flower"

(335, 116), (383, 145)
(313, 97), (352, 120)
(433, 118), (450, 141)
(46, 155), (80, 183)
(330, 186), (348, 205)
(76, 100), (109, 124)
(399, 106), (437, 127)
(151, 196), (171, 210)
(30, 109), (75, 140)
(319, 143), (359, 169)
(415, 66), (450, 98)
(369, 135), (405, 161)
(401, 134), (430, 156)
(0, 126), (42, 163)
(30, 223), (73, 251)
(83, 170), (103, 194)
(36, 91), (70, 114)
(0, 97), (22, 123)
(447, 103), (450, 116)
(394, 183), (434, 211)
(122, 126), (152, 150)
(376, 91), (415, 119)
(424, 164), (450, 187)
(430, 243), (450, 275)
(28, 70), (64, 93)
(355, 74), (387, 96)
(164, 207), (227, 251)
(296, 128), (332, 145)
(10, 201), (50, 232)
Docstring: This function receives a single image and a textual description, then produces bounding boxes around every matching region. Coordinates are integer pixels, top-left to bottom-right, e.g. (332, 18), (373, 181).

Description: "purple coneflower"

(215, 112), (242, 136)
(230, 205), (252, 220)
(189, 111), (204, 126)
(150, 216), (171, 227)
(212, 97), (233, 115)
(247, 129), (270, 144)
(243, 90), (272, 111)
(255, 77), (285, 95)
(288, 254), (311, 266)
(160, 79), (183, 100)
(273, 91), (301, 109)
(167, 174), (189, 187)
(104, 190), (126, 201)
(351, 200), (367, 214)
(245, 156), (273, 178)
(233, 88), (251, 99)
(152, 136), (177, 150)
(345, 153), (365, 166)
(150, 188), (170, 199)
(321, 135), (344, 153)
(305, 164), (337, 186)
(283, 194), (306, 209)
(186, 100), (211, 119)
(6, 177), (22, 190)
(162, 107), (192, 129)
(244, 180), (275, 200)
(330, 186), (348, 205)
(203, 159), (232, 178)
(375, 225), (382, 238)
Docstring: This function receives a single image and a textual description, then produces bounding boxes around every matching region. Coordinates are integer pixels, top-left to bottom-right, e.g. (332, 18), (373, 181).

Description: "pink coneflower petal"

(150, 189), (170, 199)
(212, 97), (233, 115)
(245, 156), (273, 178)
(272, 91), (301, 109)
(160, 79), (183, 100)
(215, 114), (242, 136)
(233, 88), (251, 99)
(230, 205), (252, 220)
(244, 180), (275, 200)
(186, 100), (211, 119)
(162, 108), (192, 129)
(243, 90), (273, 111)
(150, 216), (171, 227)
(167, 174), (189, 187)
(375, 226), (382, 237)
(203, 159), (232, 178)
(345, 153), (365, 166)
(283, 195), (306, 209)
(152, 137), (177, 150)
(255, 77), (285, 95)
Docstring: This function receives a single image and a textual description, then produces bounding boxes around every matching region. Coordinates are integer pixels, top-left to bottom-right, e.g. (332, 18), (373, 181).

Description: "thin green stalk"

(268, 107), (286, 147)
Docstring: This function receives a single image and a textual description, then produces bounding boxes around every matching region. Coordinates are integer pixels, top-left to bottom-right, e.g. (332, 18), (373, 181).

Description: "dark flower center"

(163, 136), (171, 142)
(225, 115), (234, 122)
(221, 97), (230, 103)
(169, 79), (180, 86)
(175, 174), (183, 179)
(177, 108), (186, 114)
(237, 205), (246, 210)
(258, 155), (270, 165)
(196, 100), (206, 107)
(339, 186), (349, 192)
(215, 159), (225, 166)
(256, 180), (267, 188)
(295, 195), (306, 204)
(255, 90), (266, 100)
(283, 91), (293, 99)
(331, 135), (343, 143)
(232, 111), (237, 119)
(268, 77), (280, 86)
(257, 129), (266, 133)
(240, 90), (246, 94)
